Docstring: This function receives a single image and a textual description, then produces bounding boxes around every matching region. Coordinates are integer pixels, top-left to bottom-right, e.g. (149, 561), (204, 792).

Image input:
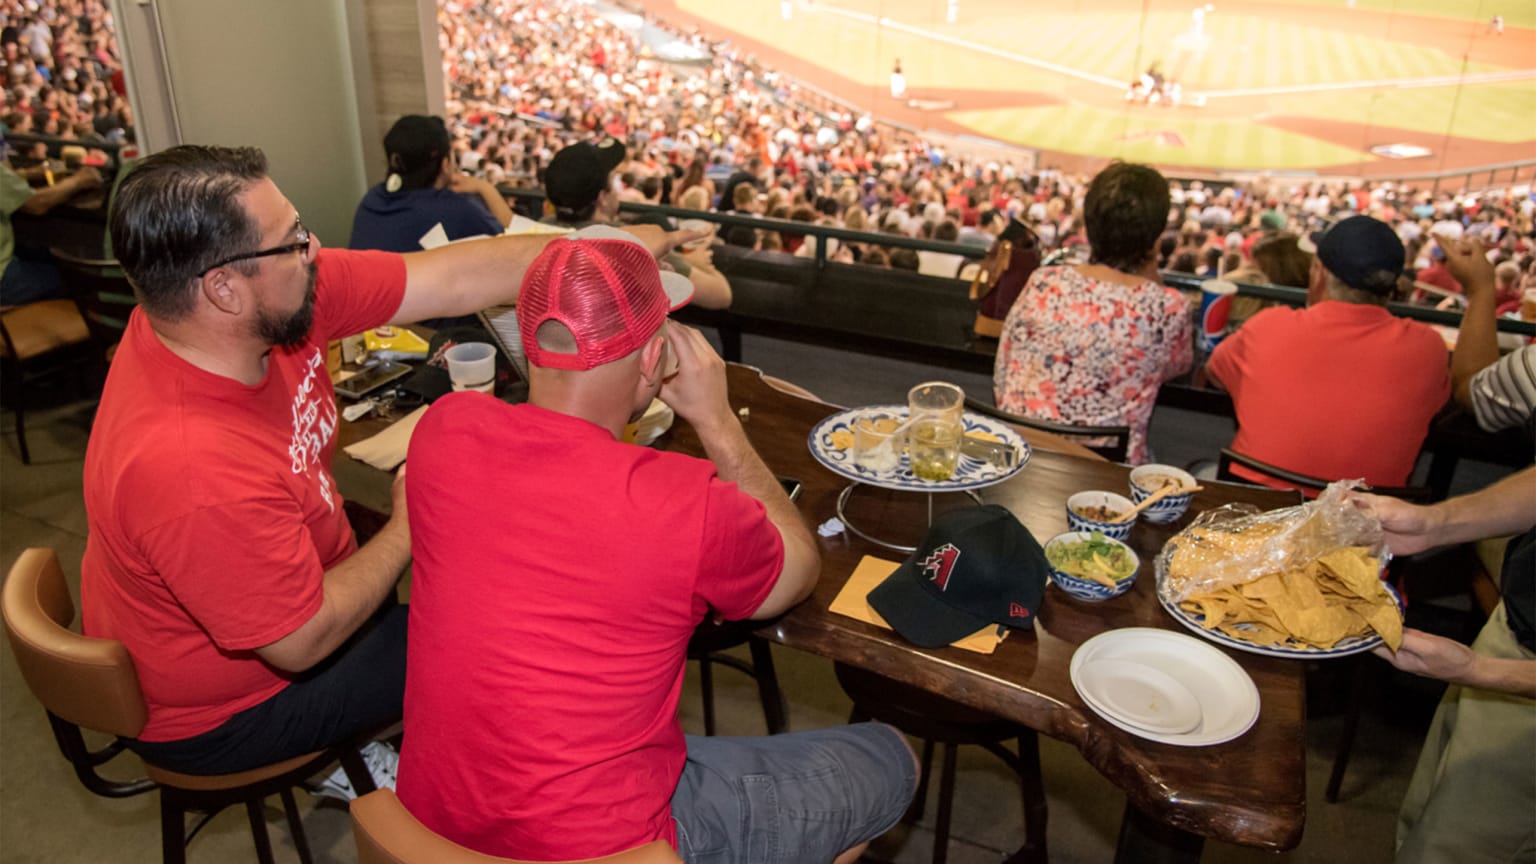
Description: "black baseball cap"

(1303, 215), (1404, 296)
(868, 505), (1048, 648)
(384, 115), (450, 184)
(544, 139), (627, 211)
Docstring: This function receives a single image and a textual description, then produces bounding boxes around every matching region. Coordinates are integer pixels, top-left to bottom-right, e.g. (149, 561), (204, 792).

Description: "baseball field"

(632, 0), (1536, 176)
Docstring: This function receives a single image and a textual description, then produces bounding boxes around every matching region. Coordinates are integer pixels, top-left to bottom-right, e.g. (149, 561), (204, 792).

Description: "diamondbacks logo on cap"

(918, 543), (961, 590)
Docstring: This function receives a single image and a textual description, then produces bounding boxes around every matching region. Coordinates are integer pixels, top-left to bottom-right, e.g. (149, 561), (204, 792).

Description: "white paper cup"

(446, 342), (496, 391)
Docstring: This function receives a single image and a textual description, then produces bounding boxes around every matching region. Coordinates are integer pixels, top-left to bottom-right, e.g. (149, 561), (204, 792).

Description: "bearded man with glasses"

(78, 145), (690, 790)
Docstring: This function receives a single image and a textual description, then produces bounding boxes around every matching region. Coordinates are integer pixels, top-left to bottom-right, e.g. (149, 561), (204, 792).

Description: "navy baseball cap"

(1303, 215), (1404, 296)
(868, 505), (1048, 648)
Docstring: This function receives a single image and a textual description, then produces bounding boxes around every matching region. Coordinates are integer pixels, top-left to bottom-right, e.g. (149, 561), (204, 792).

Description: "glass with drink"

(909, 416), (961, 481)
(907, 381), (964, 481)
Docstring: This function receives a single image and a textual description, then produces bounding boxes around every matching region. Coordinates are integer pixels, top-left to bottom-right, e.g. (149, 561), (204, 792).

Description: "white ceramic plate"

(807, 406), (1030, 492)
(1070, 628), (1261, 747)
(1156, 579), (1402, 660)
(1074, 658), (1202, 735)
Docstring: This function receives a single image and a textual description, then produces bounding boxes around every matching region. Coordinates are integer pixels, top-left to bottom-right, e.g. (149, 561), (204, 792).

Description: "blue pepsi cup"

(1197, 279), (1238, 353)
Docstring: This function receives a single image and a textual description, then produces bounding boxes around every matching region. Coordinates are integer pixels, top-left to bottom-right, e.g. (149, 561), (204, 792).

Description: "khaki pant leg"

(1396, 604), (1536, 864)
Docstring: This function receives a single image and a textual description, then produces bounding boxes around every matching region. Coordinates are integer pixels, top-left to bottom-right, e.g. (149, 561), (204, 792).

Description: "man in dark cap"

(1207, 214), (1449, 489)
(349, 114), (511, 253)
(542, 139), (732, 308)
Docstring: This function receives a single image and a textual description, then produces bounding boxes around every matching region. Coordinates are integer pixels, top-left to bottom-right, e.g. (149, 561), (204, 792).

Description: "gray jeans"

(672, 722), (916, 864)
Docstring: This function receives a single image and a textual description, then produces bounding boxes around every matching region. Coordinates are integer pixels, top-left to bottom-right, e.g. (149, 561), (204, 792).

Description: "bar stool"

(835, 663), (1047, 864)
(0, 299), (92, 462)
(351, 788), (684, 864)
(2, 547), (379, 863)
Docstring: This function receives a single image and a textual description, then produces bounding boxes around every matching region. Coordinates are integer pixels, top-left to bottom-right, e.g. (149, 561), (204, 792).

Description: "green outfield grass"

(819, 0), (1506, 88)
(1265, 81), (1536, 144)
(672, 0), (1534, 171)
(1283, 0), (1535, 30)
(948, 102), (1373, 170)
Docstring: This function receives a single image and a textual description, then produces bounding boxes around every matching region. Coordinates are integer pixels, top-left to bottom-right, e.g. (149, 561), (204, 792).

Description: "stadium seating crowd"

(0, 0), (132, 159)
(438, 0), (1534, 300)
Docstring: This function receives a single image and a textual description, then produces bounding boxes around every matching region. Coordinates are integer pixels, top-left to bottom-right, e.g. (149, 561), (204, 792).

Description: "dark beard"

(257, 261), (319, 348)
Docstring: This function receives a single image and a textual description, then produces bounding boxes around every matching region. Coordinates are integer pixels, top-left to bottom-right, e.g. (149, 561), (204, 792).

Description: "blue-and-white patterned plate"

(1156, 578), (1402, 659)
(808, 406), (1030, 492)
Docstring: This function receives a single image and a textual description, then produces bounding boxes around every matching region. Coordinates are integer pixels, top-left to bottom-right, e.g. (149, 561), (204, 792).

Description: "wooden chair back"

(1216, 449), (1433, 502)
(964, 396), (1130, 463)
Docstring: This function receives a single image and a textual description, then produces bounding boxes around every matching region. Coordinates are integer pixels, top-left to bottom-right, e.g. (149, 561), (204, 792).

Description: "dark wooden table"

(334, 363), (1308, 861)
(665, 366), (1307, 861)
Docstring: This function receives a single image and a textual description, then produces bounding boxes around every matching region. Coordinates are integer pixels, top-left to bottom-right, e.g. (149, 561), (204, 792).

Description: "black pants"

(126, 603), (407, 775)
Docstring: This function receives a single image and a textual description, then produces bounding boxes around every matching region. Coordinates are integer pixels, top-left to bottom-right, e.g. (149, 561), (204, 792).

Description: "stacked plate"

(1069, 628), (1261, 746)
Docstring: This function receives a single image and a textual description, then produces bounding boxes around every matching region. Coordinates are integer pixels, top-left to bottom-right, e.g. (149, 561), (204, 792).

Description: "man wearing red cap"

(400, 230), (916, 862)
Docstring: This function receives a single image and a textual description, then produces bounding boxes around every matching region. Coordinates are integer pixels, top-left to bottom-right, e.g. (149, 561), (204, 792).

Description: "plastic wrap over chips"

(1155, 480), (1386, 606)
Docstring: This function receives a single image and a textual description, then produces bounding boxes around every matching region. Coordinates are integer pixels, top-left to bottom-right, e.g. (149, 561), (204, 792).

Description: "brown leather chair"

(835, 664), (1046, 864)
(2, 547), (377, 863)
(351, 788), (684, 864)
(0, 299), (92, 463)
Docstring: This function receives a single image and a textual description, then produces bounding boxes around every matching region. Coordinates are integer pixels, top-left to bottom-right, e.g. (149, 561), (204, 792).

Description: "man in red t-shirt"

(82, 146), (683, 783)
(1208, 215), (1449, 489)
(400, 232), (916, 861)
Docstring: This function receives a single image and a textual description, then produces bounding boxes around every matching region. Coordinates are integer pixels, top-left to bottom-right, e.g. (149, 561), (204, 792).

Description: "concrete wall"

(111, 0), (442, 243)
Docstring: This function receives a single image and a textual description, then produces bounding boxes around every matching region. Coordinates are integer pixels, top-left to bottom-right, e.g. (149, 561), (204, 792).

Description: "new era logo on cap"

(868, 505), (1048, 648)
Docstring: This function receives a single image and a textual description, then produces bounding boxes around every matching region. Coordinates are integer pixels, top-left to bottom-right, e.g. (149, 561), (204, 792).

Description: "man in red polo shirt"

(1207, 215), (1449, 489)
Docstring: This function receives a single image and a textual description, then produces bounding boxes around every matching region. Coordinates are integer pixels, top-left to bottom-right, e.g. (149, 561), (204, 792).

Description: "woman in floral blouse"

(993, 162), (1192, 463)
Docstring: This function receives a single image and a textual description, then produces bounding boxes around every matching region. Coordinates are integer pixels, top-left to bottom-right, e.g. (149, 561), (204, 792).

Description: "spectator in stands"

(672, 156), (714, 207)
(0, 161), (101, 304)
(888, 246), (919, 271)
(349, 115), (510, 254)
(1415, 242), (1464, 302)
(993, 162), (1191, 464)
(1226, 231), (1312, 325)
(916, 219), (967, 278)
(543, 138), (730, 309)
(1445, 233), (1535, 432)
(1207, 216), (1449, 489)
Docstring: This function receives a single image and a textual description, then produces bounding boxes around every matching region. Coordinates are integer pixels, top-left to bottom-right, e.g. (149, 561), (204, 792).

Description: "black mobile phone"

(334, 360), (411, 400)
(778, 476), (803, 503)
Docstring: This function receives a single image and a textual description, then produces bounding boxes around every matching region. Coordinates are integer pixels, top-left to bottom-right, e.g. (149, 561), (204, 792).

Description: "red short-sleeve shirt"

(81, 249), (406, 741)
(397, 396), (783, 859)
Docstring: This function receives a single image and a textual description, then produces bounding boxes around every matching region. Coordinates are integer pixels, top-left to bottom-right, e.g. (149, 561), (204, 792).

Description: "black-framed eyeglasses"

(199, 219), (312, 277)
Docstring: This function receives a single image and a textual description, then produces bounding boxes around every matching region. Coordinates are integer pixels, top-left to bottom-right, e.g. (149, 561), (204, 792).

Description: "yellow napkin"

(829, 556), (1008, 654)
(341, 405), (429, 471)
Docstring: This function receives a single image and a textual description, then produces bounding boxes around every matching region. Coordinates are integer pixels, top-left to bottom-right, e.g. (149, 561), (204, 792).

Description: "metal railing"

(502, 186), (1536, 337)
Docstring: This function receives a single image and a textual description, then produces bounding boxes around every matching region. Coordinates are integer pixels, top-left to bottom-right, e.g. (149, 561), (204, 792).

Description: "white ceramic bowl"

(1045, 531), (1140, 602)
(1128, 464), (1197, 524)
(1065, 491), (1136, 540)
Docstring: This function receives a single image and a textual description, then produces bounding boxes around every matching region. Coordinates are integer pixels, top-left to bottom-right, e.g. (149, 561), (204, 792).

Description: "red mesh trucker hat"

(518, 226), (694, 370)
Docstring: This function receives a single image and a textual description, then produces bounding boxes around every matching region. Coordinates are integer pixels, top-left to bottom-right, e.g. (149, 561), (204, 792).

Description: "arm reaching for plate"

(1373, 629), (1536, 699)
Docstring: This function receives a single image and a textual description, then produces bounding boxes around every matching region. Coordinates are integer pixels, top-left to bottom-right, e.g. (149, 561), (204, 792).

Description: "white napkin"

(342, 406), (429, 471)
